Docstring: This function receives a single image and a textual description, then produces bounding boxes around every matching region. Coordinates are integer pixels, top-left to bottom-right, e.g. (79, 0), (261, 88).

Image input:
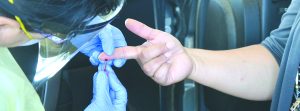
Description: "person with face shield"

(0, 0), (127, 110)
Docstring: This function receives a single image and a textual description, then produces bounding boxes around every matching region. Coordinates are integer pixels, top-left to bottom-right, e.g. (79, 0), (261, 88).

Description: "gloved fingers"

(89, 51), (101, 66)
(93, 68), (110, 99)
(87, 69), (115, 111)
(113, 38), (127, 48)
(113, 59), (127, 68)
(91, 72), (98, 103)
(112, 38), (127, 68)
(99, 28), (114, 56)
(84, 102), (97, 111)
(105, 66), (127, 109)
(80, 36), (103, 57)
(109, 25), (128, 68)
(110, 24), (127, 48)
(109, 89), (116, 103)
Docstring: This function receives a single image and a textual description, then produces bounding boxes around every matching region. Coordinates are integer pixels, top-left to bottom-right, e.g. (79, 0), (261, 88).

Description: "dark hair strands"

(3, 0), (121, 34)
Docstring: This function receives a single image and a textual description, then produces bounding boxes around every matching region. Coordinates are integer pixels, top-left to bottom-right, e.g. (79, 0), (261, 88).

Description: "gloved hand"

(85, 64), (127, 111)
(80, 24), (127, 68)
(98, 19), (193, 86)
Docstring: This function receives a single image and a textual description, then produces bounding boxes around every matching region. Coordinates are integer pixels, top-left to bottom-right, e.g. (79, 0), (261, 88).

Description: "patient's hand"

(99, 19), (194, 86)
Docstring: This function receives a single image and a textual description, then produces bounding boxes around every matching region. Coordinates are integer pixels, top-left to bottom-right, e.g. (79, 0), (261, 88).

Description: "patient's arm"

(187, 45), (279, 101)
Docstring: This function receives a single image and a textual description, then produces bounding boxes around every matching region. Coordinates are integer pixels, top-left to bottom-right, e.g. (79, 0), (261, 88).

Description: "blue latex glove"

(80, 24), (127, 68)
(85, 64), (127, 111)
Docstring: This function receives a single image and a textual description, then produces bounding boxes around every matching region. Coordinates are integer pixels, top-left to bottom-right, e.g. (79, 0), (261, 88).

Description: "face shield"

(35, 2), (125, 88)
(0, 0), (125, 88)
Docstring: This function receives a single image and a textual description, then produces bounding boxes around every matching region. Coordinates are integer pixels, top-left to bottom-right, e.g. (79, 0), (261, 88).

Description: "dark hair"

(0, 0), (121, 34)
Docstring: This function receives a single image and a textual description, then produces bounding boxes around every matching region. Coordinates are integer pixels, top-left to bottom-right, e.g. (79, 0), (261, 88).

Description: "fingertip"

(124, 18), (140, 32)
(90, 51), (101, 66)
(125, 18), (130, 26)
(89, 57), (99, 66)
(125, 18), (156, 41)
(125, 18), (134, 27)
(114, 59), (127, 68)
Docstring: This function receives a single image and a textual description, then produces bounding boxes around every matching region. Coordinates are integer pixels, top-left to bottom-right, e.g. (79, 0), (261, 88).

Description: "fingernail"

(125, 19), (130, 26)
(90, 57), (99, 66)
(125, 18), (135, 28)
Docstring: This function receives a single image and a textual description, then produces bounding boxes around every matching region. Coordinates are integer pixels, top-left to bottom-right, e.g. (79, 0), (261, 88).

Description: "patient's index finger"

(125, 19), (158, 40)
(99, 46), (140, 61)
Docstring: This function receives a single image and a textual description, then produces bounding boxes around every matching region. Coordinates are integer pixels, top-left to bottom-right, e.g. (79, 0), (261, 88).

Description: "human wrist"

(185, 48), (197, 80)
(185, 48), (205, 81)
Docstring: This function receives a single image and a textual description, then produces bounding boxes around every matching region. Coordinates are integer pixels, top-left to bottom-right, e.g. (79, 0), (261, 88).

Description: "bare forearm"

(186, 45), (279, 101)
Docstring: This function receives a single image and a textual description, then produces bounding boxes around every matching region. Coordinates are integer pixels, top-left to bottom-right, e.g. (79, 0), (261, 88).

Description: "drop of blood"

(104, 59), (108, 72)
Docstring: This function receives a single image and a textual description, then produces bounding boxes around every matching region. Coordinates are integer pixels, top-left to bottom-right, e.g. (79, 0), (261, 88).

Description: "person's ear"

(0, 16), (28, 47)
(0, 16), (42, 47)
(0, 16), (19, 28)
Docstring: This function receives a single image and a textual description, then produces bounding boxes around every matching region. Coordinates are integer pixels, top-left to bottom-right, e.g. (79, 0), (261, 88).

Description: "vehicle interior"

(8, 0), (291, 111)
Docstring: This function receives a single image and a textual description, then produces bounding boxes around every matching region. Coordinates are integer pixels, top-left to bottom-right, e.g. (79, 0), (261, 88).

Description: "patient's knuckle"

(141, 50), (149, 59)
